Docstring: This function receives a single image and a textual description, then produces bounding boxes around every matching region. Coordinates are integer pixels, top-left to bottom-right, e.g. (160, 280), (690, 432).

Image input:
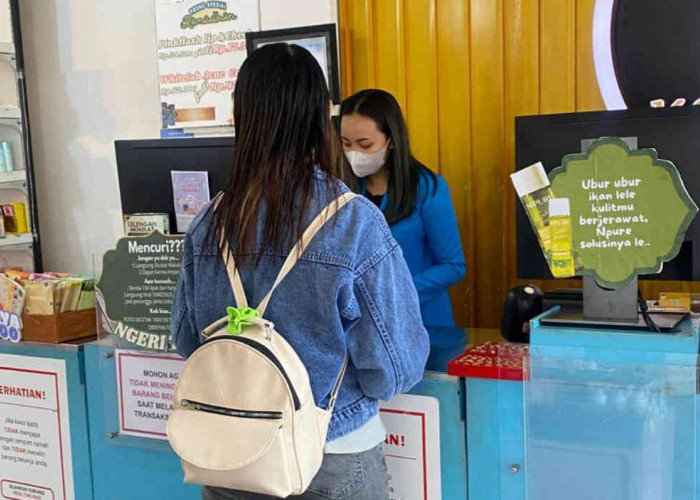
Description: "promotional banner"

(156, 0), (260, 129)
(513, 137), (698, 288)
(97, 232), (184, 352)
(115, 349), (185, 439)
(0, 354), (74, 500)
(380, 395), (441, 500)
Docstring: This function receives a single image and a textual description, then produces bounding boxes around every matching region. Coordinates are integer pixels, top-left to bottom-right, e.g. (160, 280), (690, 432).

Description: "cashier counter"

(3, 314), (698, 499)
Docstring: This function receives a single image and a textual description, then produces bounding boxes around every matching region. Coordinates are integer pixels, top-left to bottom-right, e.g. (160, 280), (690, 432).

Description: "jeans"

(201, 444), (389, 500)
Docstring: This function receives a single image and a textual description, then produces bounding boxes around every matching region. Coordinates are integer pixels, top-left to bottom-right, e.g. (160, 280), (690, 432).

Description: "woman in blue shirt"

(340, 89), (466, 327)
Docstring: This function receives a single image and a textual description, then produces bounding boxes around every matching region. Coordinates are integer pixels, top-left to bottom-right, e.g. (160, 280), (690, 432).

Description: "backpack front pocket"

(167, 405), (283, 471)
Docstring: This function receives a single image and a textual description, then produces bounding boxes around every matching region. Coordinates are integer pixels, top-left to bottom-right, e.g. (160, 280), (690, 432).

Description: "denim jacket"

(171, 171), (430, 441)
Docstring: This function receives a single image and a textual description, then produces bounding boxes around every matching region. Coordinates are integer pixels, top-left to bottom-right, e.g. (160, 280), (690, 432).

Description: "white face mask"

(345, 147), (387, 178)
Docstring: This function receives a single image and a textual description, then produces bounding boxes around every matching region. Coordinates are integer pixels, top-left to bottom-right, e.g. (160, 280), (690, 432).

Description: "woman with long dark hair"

(171, 45), (429, 499)
(340, 89), (466, 327)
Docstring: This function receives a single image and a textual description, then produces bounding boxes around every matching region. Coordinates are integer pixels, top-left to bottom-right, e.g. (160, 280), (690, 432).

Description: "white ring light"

(593, 0), (627, 110)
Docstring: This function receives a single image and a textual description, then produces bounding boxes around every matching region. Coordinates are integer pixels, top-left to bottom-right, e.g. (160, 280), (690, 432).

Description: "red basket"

(447, 341), (530, 381)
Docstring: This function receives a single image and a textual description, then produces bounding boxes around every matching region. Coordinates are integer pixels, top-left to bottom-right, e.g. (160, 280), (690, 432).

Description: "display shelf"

(0, 105), (19, 119)
(0, 185), (27, 204)
(0, 1), (42, 272)
(0, 232), (32, 247)
(0, 52), (14, 66)
(9, 0), (40, 271)
(0, 42), (13, 55)
(0, 168), (27, 192)
(0, 245), (32, 270)
(0, 120), (24, 172)
(0, 169), (24, 183)
(0, 60), (17, 107)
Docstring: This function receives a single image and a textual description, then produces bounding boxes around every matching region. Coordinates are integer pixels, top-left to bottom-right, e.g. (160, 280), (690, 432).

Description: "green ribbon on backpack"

(226, 306), (260, 335)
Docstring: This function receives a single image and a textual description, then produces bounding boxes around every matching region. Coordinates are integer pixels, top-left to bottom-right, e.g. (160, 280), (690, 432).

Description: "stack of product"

(20, 272), (95, 314)
(0, 202), (29, 236)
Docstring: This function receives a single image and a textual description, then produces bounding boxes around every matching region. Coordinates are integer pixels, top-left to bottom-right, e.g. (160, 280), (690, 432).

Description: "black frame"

(246, 23), (341, 104)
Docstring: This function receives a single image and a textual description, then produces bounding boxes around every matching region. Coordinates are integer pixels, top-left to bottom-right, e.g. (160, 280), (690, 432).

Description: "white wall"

(18, 0), (337, 273)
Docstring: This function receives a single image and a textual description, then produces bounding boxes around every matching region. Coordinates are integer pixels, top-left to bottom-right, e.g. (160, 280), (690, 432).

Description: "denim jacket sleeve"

(170, 232), (201, 358)
(344, 241), (430, 401)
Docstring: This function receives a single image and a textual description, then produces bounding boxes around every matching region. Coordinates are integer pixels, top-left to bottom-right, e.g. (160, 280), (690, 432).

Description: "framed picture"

(246, 24), (341, 104)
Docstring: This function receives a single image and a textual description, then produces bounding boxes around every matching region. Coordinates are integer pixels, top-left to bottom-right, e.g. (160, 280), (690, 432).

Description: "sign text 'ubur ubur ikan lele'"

(513, 137), (699, 289)
(97, 231), (184, 352)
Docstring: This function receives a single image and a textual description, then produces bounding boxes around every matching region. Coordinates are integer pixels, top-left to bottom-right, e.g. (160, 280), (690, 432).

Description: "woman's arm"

(343, 242), (430, 401)
(412, 175), (466, 295)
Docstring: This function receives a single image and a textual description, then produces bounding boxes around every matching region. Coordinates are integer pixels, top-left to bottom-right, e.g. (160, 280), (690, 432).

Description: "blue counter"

(0, 341), (94, 500)
(84, 341), (199, 500)
(81, 325), (470, 500)
(464, 312), (700, 500)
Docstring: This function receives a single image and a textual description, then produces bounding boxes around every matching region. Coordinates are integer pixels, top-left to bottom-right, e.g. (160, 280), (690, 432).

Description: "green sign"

(97, 232), (184, 352)
(549, 138), (698, 288)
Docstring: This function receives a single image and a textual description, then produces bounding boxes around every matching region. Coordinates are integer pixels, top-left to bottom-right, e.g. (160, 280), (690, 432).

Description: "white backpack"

(167, 193), (356, 497)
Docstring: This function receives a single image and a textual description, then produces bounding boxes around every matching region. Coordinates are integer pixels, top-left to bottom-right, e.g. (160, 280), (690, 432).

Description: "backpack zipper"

(181, 399), (282, 420)
(202, 335), (301, 411)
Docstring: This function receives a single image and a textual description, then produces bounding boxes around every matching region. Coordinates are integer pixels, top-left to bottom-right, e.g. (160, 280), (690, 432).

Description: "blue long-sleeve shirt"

(365, 171), (466, 326)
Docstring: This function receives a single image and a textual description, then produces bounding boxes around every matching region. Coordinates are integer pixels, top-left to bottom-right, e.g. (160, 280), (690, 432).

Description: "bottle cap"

(510, 162), (550, 197)
(549, 198), (570, 217)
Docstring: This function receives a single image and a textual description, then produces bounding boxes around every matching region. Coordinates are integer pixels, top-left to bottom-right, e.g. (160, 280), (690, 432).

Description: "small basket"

(21, 308), (97, 343)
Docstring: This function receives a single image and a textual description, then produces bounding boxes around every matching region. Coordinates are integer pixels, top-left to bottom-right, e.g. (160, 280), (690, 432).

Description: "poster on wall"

(97, 232), (184, 353)
(155, 0), (260, 129)
(380, 395), (441, 500)
(0, 354), (74, 500)
(115, 349), (185, 439)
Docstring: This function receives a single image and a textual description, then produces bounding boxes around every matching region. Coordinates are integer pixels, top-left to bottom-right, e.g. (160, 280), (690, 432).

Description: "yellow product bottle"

(549, 198), (575, 278)
(511, 162), (555, 255)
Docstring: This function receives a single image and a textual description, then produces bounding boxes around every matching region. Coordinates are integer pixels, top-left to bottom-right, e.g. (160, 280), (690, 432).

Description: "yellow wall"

(339, 0), (606, 328)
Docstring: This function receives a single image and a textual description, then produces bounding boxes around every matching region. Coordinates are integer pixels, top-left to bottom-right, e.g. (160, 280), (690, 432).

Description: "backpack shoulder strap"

(220, 237), (248, 308)
(213, 192), (248, 309)
(256, 192), (357, 315)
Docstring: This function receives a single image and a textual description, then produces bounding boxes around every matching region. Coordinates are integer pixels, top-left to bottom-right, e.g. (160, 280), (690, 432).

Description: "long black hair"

(210, 43), (341, 265)
(340, 89), (436, 224)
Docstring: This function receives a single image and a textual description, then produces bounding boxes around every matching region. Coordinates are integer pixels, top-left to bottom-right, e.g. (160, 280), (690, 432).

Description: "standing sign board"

(514, 138), (698, 288)
(0, 353), (74, 500)
(98, 232), (186, 439)
(380, 395), (442, 500)
(97, 232), (184, 354)
(156, 0), (260, 129)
